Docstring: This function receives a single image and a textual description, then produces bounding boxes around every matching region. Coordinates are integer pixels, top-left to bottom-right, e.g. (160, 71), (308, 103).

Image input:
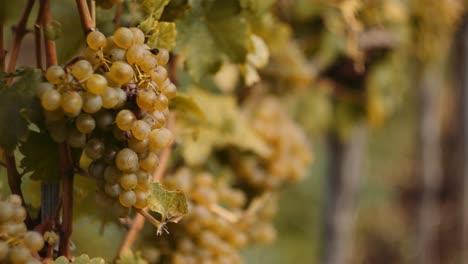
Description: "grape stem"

(6, 0), (35, 75)
(76, 0), (94, 35)
(116, 113), (176, 259)
(114, 2), (123, 29)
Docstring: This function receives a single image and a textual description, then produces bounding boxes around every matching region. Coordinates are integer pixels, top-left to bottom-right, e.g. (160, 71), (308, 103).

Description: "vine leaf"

(141, 0), (171, 19)
(139, 0), (177, 50)
(117, 250), (148, 264)
(147, 183), (188, 224)
(175, 0), (249, 81)
(0, 68), (42, 151)
(19, 131), (60, 183)
(177, 88), (271, 166)
(169, 93), (205, 121)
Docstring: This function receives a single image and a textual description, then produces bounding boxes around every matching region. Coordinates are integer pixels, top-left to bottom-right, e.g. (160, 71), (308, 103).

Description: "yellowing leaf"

(147, 21), (177, 51)
(147, 183), (188, 223)
(141, 0), (171, 19)
(169, 94), (205, 121)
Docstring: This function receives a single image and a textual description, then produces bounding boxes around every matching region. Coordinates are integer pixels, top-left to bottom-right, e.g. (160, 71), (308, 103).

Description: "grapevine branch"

(6, 0), (35, 73)
(76, 0), (94, 35)
(0, 24), (5, 71)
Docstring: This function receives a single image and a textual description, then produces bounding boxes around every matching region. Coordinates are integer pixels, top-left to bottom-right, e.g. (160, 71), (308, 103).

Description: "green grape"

(24, 231), (44, 252)
(103, 145), (119, 164)
(9, 246), (31, 264)
(154, 93), (168, 111)
(139, 56), (158, 73)
(107, 47), (126, 62)
(75, 113), (95, 134)
(82, 92), (103, 113)
(115, 109), (136, 131)
(95, 110), (114, 131)
(104, 165), (120, 184)
(161, 81), (177, 99)
(119, 190), (136, 207)
(131, 120), (151, 140)
(86, 74), (108, 95)
(149, 127), (174, 151)
(114, 88), (127, 108)
(62, 90), (84, 115)
(71, 60), (93, 80)
(119, 172), (137, 190)
(103, 72), (121, 88)
(113, 27), (134, 49)
(130, 27), (145, 45)
(149, 65), (168, 85)
(41, 89), (62, 111)
(89, 160), (106, 178)
(139, 152), (159, 172)
(136, 170), (152, 189)
(85, 138), (105, 160)
(45, 65), (65, 84)
(128, 137), (149, 153)
(198, 231), (220, 250)
(0, 241), (9, 260)
(67, 128), (86, 148)
(134, 189), (149, 209)
(36, 82), (54, 98)
(44, 109), (64, 122)
(109, 61), (133, 84)
(101, 87), (119, 109)
(86, 30), (107, 50)
(83, 47), (101, 65)
(136, 88), (156, 111)
(104, 183), (122, 197)
(126, 44), (148, 65)
(0, 201), (13, 222)
(115, 148), (139, 172)
(155, 48), (169, 66)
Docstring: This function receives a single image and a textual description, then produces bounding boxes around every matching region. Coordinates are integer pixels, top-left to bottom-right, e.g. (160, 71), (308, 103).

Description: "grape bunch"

(237, 97), (312, 189)
(0, 195), (45, 264)
(139, 168), (278, 264)
(37, 26), (177, 212)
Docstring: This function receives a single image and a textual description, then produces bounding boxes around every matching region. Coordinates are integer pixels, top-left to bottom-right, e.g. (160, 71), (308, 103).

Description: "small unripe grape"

(41, 89), (62, 111)
(104, 36), (116, 52)
(61, 91), (83, 114)
(85, 138), (105, 160)
(71, 60), (93, 80)
(120, 172), (137, 190)
(83, 47), (101, 64)
(155, 49), (169, 66)
(130, 27), (145, 45)
(104, 165), (120, 184)
(151, 110), (166, 129)
(119, 190), (136, 207)
(24, 231), (45, 252)
(149, 65), (168, 85)
(149, 127), (174, 150)
(115, 148), (139, 172)
(114, 88), (127, 108)
(136, 89), (156, 111)
(110, 61), (133, 84)
(131, 120), (151, 140)
(88, 160), (106, 178)
(86, 74), (108, 95)
(139, 152), (159, 172)
(87, 30), (107, 50)
(82, 92), (103, 113)
(114, 27), (134, 49)
(115, 109), (136, 131)
(101, 87), (119, 109)
(136, 170), (152, 188)
(128, 137), (149, 153)
(103, 145), (119, 164)
(45, 65), (65, 84)
(8, 194), (23, 206)
(67, 128), (86, 148)
(75, 113), (95, 134)
(161, 81), (177, 99)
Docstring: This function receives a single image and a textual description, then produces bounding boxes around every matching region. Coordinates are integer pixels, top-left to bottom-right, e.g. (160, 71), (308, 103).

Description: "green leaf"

(146, 21), (177, 50)
(169, 94), (205, 121)
(178, 89), (271, 165)
(147, 183), (188, 223)
(176, 0), (249, 81)
(19, 131), (60, 183)
(141, 0), (171, 19)
(117, 250), (148, 264)
(0, 69), (42, 151)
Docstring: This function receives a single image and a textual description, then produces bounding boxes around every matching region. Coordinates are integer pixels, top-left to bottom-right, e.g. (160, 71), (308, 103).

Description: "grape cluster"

(37, 27), (176, 211)
(139, 168), (278, 264)
(0, 195), (44, 264)
(237, 97), (312, 189)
